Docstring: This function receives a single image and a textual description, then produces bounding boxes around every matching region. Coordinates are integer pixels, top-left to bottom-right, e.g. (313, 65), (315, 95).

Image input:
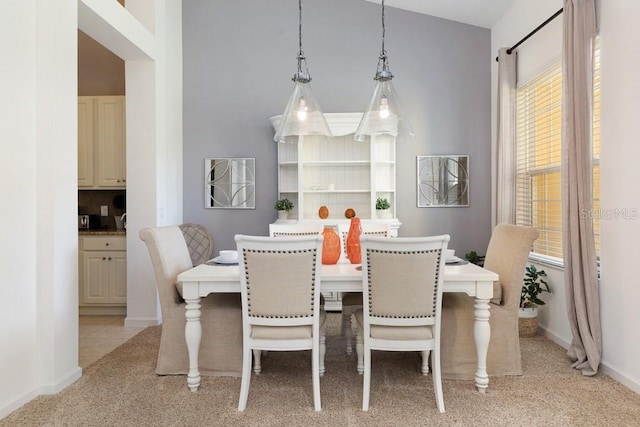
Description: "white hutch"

(270, 113), (401, 235)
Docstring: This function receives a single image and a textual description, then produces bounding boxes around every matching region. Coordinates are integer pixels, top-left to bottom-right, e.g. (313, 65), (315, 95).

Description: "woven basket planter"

(518, 308), (539, 337)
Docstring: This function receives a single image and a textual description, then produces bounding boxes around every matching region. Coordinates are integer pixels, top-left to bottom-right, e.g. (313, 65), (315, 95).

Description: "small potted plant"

(274, 198), (294, 220)
(464, 251), (485, 267)
(519, 264), (550, 337)
(375, 197), (391, 219)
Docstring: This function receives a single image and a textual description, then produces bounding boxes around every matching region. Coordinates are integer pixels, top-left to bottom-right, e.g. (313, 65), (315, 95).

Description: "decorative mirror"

(417, 155), (469, 207)
(205, 158), (256, 209)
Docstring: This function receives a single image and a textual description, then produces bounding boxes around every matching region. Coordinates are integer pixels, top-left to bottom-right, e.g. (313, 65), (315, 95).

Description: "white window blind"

(515, 46), (600, 263)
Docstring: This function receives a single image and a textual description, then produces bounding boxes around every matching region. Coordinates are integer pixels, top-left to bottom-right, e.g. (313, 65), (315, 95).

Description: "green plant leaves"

(520, 264), (550, 309)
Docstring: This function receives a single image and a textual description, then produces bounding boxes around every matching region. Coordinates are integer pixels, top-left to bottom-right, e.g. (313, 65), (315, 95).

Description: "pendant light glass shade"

(274, 80), (332, 143)
(273, 0), (331, 143)
(354, 0), (413, 142)
(354, 78), (413, 142)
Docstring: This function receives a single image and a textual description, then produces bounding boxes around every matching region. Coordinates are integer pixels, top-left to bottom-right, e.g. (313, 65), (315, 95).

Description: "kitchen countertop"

(79, 229), (126, 236)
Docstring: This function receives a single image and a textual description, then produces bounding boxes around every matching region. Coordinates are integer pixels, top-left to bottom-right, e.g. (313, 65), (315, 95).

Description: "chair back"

(361, 235), (449, 330)
(235, 235), (323, 328)
(269, 223), (323, 237)
(484, 224), (539, 308)
(139, 226), (193, 306)
(179, 223), (213, 266)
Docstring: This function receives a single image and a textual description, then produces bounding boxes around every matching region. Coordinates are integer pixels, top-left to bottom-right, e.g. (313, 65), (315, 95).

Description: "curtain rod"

(495, 8), (564, 62)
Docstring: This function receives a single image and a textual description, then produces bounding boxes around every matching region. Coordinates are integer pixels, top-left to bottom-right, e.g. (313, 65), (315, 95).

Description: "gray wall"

(182, 0), (492, 257)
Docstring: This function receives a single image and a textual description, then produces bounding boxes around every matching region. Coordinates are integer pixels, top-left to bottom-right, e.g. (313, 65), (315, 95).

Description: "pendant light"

(354, 0), (414, 142)
(274, 0), (332, 143)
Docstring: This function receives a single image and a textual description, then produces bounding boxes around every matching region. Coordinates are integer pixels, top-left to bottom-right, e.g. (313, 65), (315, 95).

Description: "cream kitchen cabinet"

(79, 235), (127, 314)
(270, 113), (400, 235)
(78, 96), (126, 188)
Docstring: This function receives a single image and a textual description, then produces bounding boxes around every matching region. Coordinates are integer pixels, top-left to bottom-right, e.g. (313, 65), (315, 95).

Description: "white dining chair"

(139, 226), (243, 377)
(440, 224), (539, 379)
(354, 234), (449, 412)
(235, 234), (326, 411)
(268, 223), (323, 237)
(337, 221), (390, 355)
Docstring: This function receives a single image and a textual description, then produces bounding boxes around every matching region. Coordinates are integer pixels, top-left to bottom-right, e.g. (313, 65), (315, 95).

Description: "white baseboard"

(124, 316), (160, 327)
(540, 327), (571, 349)
(39, 367), (82, 395)
(0, 388), (40, 420)
(0, 367), (82, 420)
(540, 326), (640, 394)
(79, 306), (126, 316)
(599, 363), (640, 394)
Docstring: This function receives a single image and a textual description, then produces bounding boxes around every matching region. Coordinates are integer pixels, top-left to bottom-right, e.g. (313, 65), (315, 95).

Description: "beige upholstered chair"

(338, 221), (390, 355)
(139, 226), (243, 377)
(354, 235), (450, 412)
(178, 223), (213, 266)
(440, 224), (539, 379)
(235, 234), (326, 411)
(268, 223), (323, 237)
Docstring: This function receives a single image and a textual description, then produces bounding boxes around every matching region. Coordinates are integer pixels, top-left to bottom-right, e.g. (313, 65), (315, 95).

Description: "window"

(515, 49), (600, 263)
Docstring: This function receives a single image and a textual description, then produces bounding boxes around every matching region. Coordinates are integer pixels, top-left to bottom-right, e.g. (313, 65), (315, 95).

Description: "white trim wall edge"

(0, 368), (82, 419)
(125, 317), (161, 328)
(600, 363), (640, 394)
(540, 326), (640, 394)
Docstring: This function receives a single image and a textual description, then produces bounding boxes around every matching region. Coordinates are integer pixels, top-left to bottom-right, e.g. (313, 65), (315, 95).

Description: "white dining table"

(177, 261), (498, 393)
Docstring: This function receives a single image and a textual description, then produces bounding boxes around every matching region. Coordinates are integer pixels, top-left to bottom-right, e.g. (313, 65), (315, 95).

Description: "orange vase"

(346, 217), (362, 264)
(322, 226), (341, 265)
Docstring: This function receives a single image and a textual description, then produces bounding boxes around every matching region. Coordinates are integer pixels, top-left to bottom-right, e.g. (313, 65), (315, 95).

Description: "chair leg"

(356, 322), (364, 375)
(342, 307), (353, 354)
(320, 313), (327, 376)
(312, 341), (322, 411)
(432, 347), (445, 413)
(238, 344), (253, 411)
(421, 350), (430, 375)
(362, 343), (371, 411)
(252, 349), (262, 374)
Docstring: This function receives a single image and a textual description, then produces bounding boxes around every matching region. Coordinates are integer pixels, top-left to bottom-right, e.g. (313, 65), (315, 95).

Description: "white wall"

(492, 0), (640, 393)
(0, 0), (184, 418)
(0, 0), (81, 417)
(598, 0), (640, 394)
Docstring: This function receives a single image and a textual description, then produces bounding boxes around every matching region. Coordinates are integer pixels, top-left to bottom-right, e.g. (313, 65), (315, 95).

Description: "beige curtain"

(496, 48), (517, 225)
(561, 0), (601, 376)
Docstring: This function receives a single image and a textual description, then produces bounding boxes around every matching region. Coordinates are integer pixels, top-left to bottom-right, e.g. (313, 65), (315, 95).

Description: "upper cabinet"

(78, 96), (126, 188)
(270, 113), (399, 231)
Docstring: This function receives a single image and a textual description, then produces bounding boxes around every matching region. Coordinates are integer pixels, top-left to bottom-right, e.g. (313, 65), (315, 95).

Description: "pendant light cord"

(294, 0), (311, 83)
(298, 0), (303, 58)
(380, 0), (386, 57)
(375, 0), (393, 81)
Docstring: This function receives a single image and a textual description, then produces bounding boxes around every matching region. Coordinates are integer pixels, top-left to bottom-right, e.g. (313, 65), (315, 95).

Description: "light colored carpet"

(2, 313), (639, 426)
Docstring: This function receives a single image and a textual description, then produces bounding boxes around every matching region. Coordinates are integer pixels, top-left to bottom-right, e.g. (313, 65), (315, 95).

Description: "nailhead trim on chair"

(243, 248), (318, 319)
(273, 232), (321, 237)
(366, 248), (442, 319)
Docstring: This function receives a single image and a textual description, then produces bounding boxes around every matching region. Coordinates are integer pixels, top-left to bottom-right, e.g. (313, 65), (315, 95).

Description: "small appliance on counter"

(114, 213), (126, 230)
(78, 215), (90, 230)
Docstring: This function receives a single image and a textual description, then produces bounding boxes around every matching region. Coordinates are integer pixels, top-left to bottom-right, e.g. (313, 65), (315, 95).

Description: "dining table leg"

(473, 297), (491, 393)
(184, 296), (202, 392)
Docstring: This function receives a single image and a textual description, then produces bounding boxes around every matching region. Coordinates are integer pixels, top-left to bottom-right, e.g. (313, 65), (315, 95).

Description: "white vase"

(376, 209), (391, 219)
(277, 210), (289, 220)
(518, 307), (538, 318)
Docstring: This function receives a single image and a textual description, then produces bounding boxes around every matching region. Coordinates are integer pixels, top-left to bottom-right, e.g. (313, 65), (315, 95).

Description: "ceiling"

(364, 0), (516, 29)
